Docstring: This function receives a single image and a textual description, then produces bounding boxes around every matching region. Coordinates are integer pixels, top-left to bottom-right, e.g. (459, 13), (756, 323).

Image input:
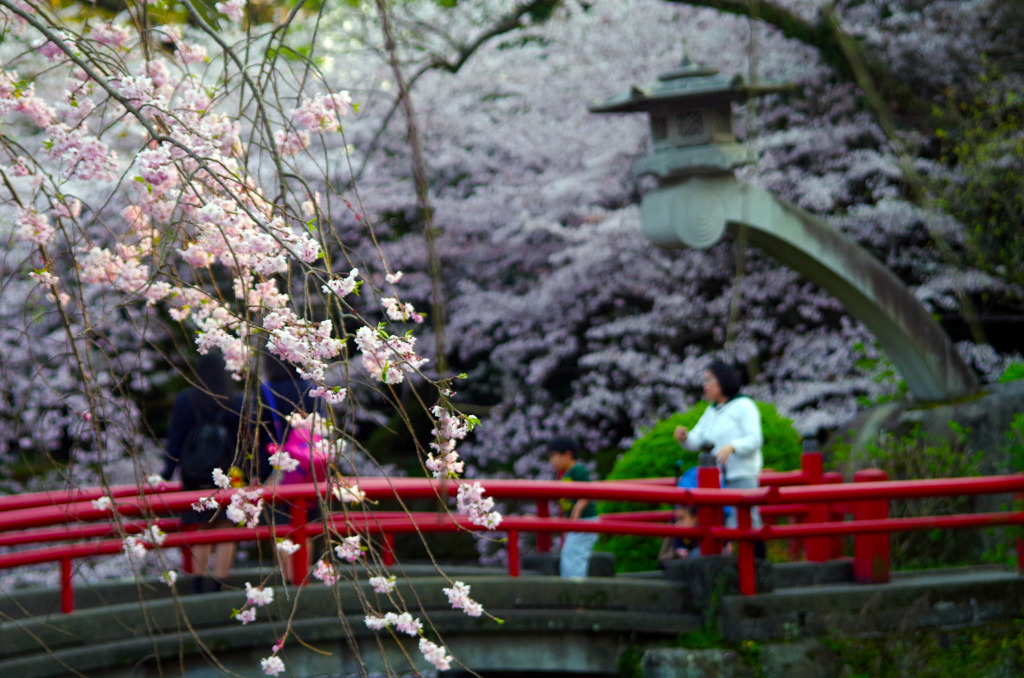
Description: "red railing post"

(737, 506), (756, 595)
(290, 502), (309, 586)
(61, 557), (74, 613)
(697, 465), (723, 555)
(181, 523), (196, 574)
(823, 471), (845, 559)
(507, 529), (520, 577)
(803, 453), (830, 562)
(382, 532), (395, 567)
(536, 501), (551, 552)
(853, 469), (890, 583)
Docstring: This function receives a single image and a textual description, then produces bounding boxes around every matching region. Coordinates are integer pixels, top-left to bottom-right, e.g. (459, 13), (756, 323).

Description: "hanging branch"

(352, 0), (554, 185)
(662, 0), (928, 117)
(374, 0), (450, 379)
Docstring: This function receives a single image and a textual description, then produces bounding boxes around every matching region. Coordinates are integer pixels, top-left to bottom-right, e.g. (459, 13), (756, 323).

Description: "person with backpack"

(157, 352), (240, 593)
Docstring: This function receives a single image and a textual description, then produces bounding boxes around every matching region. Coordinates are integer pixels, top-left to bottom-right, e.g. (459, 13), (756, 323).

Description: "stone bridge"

(2, 560), (1022, 677)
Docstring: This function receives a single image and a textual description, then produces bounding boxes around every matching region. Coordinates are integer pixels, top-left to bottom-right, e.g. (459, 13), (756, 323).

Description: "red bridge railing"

(0, 452), (1021, 612)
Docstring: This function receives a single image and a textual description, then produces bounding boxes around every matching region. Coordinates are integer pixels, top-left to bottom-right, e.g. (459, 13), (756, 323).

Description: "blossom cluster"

(334, 535), (362, 563)
(425, 405), (470, 479)
(456, 482), (501, 530)
(292, 92), (353, 132)
(362, 609), (451, 670)
(226, 489), (264, 528)
(236, 583), (274, 625)
(364, 610), (422, 635)
(442, 581), (483, 617)
(312, 559), (339, 585)
(353, 326), (429, 385)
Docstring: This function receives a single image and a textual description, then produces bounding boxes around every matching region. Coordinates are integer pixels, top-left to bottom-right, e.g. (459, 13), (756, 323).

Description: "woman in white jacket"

(674, 361), (763, 529)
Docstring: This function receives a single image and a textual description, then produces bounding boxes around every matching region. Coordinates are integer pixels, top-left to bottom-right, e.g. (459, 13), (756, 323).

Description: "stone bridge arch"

(639, 175), (979, 402)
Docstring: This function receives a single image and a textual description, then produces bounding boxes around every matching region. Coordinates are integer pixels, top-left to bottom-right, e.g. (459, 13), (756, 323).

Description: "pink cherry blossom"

(419, 638), (452, 671)
(91, 22), (131, 48)
(389, 611), (422, 637)
(369, 575), (395, 594)
(216, 0), (245, 23)
(443, 581), (483, 617)
(291, 92), (352, 132)
(312, 559), (339, 585)
(456, 482), (501, 530)
(260, 656), (285, 676)
(269, 450), (300, 473)
(15, 208), (54, 245)
(212, 468), (231, 489)
(122, 536), (147, 561)
(274, 130), (310, 156)
(276, 539), (300, 556)
(334, 535), (361, 563)
(365, 614), (389, 630)
(245, 583), (274, 606)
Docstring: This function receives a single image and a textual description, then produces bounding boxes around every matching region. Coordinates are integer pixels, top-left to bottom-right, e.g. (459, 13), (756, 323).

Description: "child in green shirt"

(548, 437), (599, 577)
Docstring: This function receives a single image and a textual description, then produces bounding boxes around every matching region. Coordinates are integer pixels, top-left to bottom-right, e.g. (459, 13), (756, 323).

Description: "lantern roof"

(589, 47), (790, 114)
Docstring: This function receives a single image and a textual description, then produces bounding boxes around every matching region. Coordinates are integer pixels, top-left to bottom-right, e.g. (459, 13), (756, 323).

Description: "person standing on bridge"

(259, 354), (320, 584)
(673, 361), (763, 536)
(158, 352), (241, 594)
(548, 437), (599, 578)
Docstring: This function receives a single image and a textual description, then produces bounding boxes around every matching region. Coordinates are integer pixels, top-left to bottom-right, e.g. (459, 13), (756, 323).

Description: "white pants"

(560, 517), (600, 578)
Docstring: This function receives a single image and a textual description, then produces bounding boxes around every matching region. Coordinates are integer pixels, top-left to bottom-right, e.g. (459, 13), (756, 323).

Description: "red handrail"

(0, 482), (183, 513)
(2, 454), (1023, 613)
(0, 517), (181, 548)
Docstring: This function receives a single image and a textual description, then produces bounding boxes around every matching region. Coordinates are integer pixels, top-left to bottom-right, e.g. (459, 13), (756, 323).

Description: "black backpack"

(179, 401), (234, 486)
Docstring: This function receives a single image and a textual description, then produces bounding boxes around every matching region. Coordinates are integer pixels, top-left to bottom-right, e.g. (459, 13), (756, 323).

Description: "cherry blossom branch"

(179, 0), (290, 207)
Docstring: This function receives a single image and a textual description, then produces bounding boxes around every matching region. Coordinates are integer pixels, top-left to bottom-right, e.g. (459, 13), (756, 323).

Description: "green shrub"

(832, 423), (982, 569)
(1007, 412), (1024, 470)
(1000, 362), (1024, 383)
(596, 401), (802, 573)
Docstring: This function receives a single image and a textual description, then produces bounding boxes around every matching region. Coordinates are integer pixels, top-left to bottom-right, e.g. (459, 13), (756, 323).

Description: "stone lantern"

(589, 49), (788, 185)
(588, 48), (979, 403)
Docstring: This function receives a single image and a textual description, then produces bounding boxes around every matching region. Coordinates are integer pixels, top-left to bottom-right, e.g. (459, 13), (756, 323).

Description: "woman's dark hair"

(264, 354), (295, 383)
(706, 360), (741, 399)
(193, 352), (230, 409)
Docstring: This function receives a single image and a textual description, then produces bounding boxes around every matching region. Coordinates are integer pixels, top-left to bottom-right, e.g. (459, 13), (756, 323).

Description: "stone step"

(719, 566), (1024, 642)
(0, 575), (690, 659)
(2, 608), (702, 678)
(0, 563), (512, 621)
